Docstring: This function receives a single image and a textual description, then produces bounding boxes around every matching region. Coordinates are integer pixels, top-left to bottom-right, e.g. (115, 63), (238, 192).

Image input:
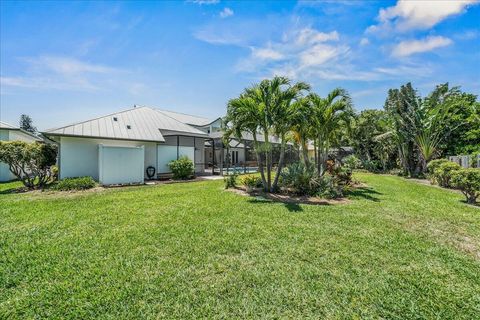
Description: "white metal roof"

(44, 106), (208, 142)
(0, 121), (16, 129)
(0, 121), (42, 140)
(155, 108), (218, 127)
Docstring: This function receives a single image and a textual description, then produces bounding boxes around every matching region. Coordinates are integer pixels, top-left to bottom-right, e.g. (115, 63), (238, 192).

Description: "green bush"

(427, 159), (450, 176)
(0, 141), (57, 189)
(53, 177), (96, 191)
(362, 159), (381, 173)
(433, 161), (461, 187)
(240, 174), (262, 192)
(451, 169), (480, 204)
(343, 155), (362, 170)
(280, 162), (321, 196)
(332, 166), (353, 187)
(224, 171), (238, 189)
(318, 174), (345, 199)
(168, 156), (194, 180)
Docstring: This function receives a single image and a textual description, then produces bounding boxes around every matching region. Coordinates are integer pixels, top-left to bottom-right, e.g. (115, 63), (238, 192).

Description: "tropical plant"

(225, 76), (309, 192)
(343, 155), (362, 170)
(0, 141), (57, 189)
(168, 156), (194, 180)
(279, 162), (321, 196)
(240, 174), (262, 192)
(451, 168), (480, 204)
(307, 89), (354, 175)
(224, 171), (238, 189)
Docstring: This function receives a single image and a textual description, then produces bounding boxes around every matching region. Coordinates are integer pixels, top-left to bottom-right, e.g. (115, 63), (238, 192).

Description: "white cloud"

(392, 36), (453, 57)
(360, 38), (369, 46)
(190, 0), (219, 5)
(369, 0), (479, 32)
(299, 44), (348, 67)
(295, 29), (339, 45)
(219, 7), (233, 18)
(1, 56), (125, 92)
(251, 47), (284, 60)
(234, 27), (345, 74)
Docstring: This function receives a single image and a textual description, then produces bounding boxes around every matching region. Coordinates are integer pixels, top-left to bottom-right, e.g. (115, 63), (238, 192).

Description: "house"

(43, 106), (209, 185)
(0, 121), (43, 182)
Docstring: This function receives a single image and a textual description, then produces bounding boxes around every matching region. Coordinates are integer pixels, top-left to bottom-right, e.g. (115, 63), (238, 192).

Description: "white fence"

(448, 154), (480, 168)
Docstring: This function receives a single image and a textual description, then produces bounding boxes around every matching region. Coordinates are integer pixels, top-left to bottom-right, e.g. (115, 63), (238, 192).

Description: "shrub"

(343, 155), (362, 170)
(362, 159), (381, 173)
(240, 175), (262, 192)
(332, 166), (353, 187)
(451, 169), (480, 204)
(0, 141), (57, 189)
(318, 174), (345, 199)
(433, 161), (461, 187)
(168, 156), (194, 180)
(279, 162), (321, 196)
(224, 171), (238, 189)
(427, 159), (450, 176)
(53, 176), (96, 191)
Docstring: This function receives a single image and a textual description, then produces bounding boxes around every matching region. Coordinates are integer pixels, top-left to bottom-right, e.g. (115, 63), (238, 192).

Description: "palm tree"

(225, 76), (309, 192)
(224, 94), (268, 188)
(308, 89), (354, 175)
(291, 97), (315, 166)
(271, 81), (310, 191)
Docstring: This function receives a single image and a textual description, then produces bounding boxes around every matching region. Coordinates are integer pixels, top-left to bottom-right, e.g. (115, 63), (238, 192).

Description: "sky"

(1, 0), (479, 131)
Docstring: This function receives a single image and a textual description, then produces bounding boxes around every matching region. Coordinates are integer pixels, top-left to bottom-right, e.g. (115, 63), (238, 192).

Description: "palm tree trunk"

(253, 133), (267, 190)
(272, 135), (286, 192)
(264, 130), (272, 192)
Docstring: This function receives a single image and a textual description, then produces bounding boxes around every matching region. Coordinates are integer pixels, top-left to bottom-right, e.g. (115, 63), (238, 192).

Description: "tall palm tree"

(224, 94), (268, 188)
(290, 97), (316, 166)
(271, 81), (310, 191)
(225, 76), (309, 192)
(308, 89), (354, 175)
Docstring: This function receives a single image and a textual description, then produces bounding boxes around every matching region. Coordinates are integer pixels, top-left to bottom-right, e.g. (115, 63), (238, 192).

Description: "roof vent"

(113, 117), (118, 121)
(126, 125), (131, 129)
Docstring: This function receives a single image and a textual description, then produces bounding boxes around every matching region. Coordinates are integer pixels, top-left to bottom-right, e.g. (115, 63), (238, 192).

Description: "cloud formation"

(219, 7), (233, 18)
(1, 56), (122, 91)
(369, 0), (479, 32)
(392, 36), (453, 57)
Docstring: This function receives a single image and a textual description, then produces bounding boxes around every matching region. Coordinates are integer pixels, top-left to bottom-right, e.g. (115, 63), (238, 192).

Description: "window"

(126, 125), (131, 129)
(113, 117), (118, 121)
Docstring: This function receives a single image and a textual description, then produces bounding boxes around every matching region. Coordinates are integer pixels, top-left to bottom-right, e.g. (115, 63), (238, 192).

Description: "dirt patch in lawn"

(226, 186), (351, 206)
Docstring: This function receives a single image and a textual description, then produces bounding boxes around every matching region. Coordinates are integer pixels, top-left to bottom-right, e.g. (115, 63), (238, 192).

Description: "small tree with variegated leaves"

(0, 141), (57, 189)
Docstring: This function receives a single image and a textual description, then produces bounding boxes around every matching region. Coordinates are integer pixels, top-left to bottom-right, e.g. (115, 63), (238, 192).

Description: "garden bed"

(227, 185), (351, 205)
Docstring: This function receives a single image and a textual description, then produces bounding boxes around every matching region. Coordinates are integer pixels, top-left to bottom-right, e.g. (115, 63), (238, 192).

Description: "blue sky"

(1, 0), (479, 130)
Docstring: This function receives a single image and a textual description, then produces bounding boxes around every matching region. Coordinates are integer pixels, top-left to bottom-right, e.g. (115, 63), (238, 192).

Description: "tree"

(425, 83), (480, 156)
(0, 141), (57, 189)
(19, 114), (37, 134)
(351, 109), (392, 163)
(308, 89), (354, 175)
(384, 83), (423, 176)
(225, 76), (309, 192)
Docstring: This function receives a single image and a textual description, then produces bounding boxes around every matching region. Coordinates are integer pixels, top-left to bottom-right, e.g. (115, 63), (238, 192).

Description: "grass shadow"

(347, 186), (383, 202)
(247, 197), (305, 212)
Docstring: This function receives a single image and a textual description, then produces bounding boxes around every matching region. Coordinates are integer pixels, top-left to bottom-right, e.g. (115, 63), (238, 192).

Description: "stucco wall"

(0, 129), (13, 181)
(59, 136), (157, 180)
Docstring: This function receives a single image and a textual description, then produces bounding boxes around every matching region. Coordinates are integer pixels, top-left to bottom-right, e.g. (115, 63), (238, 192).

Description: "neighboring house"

(43, 106), (209, 185)
(0, 121), (42, 182)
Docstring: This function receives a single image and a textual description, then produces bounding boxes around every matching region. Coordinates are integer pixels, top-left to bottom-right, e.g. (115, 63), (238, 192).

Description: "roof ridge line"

(44, 105), (148, 133)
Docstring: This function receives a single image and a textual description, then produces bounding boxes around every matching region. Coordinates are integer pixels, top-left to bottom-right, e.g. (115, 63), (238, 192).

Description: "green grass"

(1, 173), (479, 319)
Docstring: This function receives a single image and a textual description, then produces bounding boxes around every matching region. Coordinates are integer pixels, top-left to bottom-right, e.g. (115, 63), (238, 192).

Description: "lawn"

(1, 173), (479, 319)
